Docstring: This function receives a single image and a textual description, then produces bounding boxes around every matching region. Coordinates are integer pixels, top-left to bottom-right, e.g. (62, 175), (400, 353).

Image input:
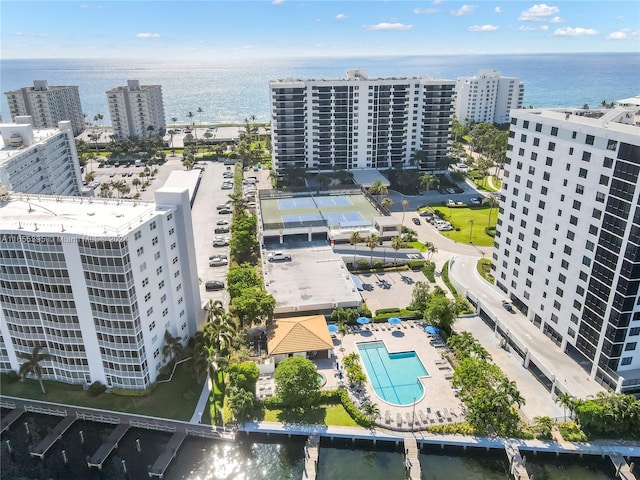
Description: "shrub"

(376, 307), (401, 315)
(558, 422), (588, 442)
(373, 310), (421, 322)
(357, 259), (370, 270)
(5, 370), (20, 384)
(427, 422), (475, 435)
(441, 261), (457, 295)
(407, 259), (426, 270)
(87, 381), (107, 397)
(422, 262), (436, 282)
(336, 389), (373, 428)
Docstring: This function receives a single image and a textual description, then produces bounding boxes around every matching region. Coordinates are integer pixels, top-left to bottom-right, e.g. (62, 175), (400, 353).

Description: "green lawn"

(262, 403), (360, 427)
(0, 361), (203, 422)
(408, 241), (427, 252)
(431, 205), (497, 247)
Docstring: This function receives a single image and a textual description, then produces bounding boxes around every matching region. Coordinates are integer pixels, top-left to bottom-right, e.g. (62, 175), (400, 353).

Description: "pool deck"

(333, 321), (463, 431)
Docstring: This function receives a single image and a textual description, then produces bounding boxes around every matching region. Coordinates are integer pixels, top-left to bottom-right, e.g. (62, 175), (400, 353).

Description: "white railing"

(24, 405), (67, 417)
(75, 411), (120, 424)
(130, 420), (176, 432)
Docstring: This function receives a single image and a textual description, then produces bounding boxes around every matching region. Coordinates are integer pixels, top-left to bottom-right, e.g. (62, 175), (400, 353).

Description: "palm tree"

(365, 233), (379, 267)
(555, 392), (576, 422)
(401, 198), (409, 224)
(187, 111), (198, 153)
(132, 177), (141, 193)
(368, 180), (387, 204)
(162, 330), (184, 365)
(349, 231), (362, 268)
(228, 192), (248, 215)
(197, 107), (204, 128)
(93, 113), (104, 129)
(419, 173), (438, 198)
(99, 183), (112, 198)
(482, 196), (499, 228)
(381, 197), (392, 212)
(391, 236), (406, 267)
(423, 241), (438, 261)
(362, 401), (380, 422)
(18, 345), (52, 394)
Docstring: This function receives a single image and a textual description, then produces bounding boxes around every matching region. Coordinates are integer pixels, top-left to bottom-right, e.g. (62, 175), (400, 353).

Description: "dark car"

(412, 217), (421, 225)
(502, 300), (515, 313)
(205, 280), (224, 291)
(215, 227), (230, 234)
(218, 208), (232, 214)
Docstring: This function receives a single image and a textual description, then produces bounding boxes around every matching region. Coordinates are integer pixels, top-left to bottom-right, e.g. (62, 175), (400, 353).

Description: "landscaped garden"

(428, 205), (498, 246)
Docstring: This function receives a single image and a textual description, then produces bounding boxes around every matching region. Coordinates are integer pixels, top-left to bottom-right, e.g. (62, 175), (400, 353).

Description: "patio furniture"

(417, 411), (427, 425)
(444, 373), (454, 380)
(397, 413), (403, 426)
(385, 410), (391, 424)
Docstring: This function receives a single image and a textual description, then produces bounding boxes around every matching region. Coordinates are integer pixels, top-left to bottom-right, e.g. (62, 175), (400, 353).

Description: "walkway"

(30, 415), (76, 458)
(404, 437), (421, 479)
(88, 423), (130, 469)
(302, 434), (319, 480)
(190, 372), (212, 423)
(149, 431), (188, 478)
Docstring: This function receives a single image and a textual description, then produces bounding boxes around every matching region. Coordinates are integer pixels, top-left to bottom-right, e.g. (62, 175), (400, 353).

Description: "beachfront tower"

(4, 81), (86, 136)
(106, 80), (166, 140)
(494, 105), (640, 394)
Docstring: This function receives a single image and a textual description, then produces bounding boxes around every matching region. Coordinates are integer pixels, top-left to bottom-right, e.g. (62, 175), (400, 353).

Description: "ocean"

(1, 53), (638, 126)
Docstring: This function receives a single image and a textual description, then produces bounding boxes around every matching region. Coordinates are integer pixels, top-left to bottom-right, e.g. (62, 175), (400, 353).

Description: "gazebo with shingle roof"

(267, 315), (334, 361)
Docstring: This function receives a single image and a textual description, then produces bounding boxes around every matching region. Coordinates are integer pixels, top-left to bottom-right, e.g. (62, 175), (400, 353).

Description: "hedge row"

(422, 262), (436, 282)
(407, 259), (426, 270)
(373, 310), (421, 322)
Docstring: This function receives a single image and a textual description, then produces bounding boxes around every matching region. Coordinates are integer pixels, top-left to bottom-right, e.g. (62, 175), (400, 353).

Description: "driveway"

(357, 270), (426, 315)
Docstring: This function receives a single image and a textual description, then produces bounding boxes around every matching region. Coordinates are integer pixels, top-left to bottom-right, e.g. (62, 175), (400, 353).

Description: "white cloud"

(553, 27), (598, 36)
(549, 16), (563, 23)
(615, 16), (624, 21)
(451, 5), (476, 16)
(136, 33), (161, 39)
(414, 8), (439, 14)
(468, 24), (499, 32)
(80, 3), (102, 9)
(336, 13), (347, 20)
(606, 30), (639, 40)
(363, 22), (414, 31)
(272, 0), (284, 4)
(518, 4), (560, 22)
(518, 25), (549, 31)
(15, 32), (48, 37)
(432, 0), (443, 4)
(494, 7), (502, 13)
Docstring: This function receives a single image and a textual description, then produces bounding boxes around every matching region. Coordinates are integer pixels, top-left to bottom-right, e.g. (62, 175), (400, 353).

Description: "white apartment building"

(0, 117), (83, 197)
(454, 70), (524, 125)
(269, 69), (455, 175)
(4, 81), (86, 136)
(494, 106), (640, 394)
(106, 80), (166, 140)
(0, 187), (201, 389)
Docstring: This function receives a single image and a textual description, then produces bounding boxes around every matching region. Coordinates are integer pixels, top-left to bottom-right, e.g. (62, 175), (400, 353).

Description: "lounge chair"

(444, 373), (454, 380)
(385, 410), (391, 424)
(436, 411), (444, 422)
(427, 412), (435, 424)
(417, 411), (427, 425)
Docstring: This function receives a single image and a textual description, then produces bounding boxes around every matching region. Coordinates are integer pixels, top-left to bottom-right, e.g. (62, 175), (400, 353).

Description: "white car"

(437, 223), (453, 231)
(209, 257), (228, 267)
(212, 236), (230, 247)
(267, 251), (292, 262)
(470, 197), (482, 205)
(216, 219), (229, 226)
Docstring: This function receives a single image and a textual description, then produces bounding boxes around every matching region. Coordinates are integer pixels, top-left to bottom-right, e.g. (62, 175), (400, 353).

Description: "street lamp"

(468, 219), (474, 244)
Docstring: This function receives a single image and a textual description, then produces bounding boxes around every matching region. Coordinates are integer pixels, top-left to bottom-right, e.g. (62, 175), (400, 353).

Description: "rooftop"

(0, 124), (67, 164)
(0, 192), (160, 237)
(163, 170), (201, 203)
(267, 315), (334, 355)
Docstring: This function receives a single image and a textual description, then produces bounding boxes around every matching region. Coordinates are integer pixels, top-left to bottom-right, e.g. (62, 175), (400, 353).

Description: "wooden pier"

(29, 415), (76, 458)
(610, 453), (637, 480)
(302, 434), (319, 479)
(404, 437), (421, 480)
(148, 431), (188, 478)
(87, 423), (130, 469)
(505, 443), (530, 480)
(0, 406), (24, 433)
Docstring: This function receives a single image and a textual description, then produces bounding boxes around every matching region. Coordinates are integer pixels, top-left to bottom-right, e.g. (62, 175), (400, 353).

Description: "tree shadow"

(400, 275), (415, 285)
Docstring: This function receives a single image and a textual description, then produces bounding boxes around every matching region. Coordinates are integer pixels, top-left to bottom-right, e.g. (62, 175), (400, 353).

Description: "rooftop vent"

(8, 134), (23, 147)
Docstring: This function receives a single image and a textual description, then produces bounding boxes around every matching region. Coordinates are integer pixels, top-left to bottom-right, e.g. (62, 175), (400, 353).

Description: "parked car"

(446, 188), (456, 194)
(470, 197), (481, 205)
(209, 257), (228, 267)
(267, 251), (292, 262)
(212, 236), (230, 247)
(218, 208), (232, 214)
(216, 219), (229, 226)
(209, 254), (228, 261)
(215, 227), (230, 234)
(109, 172), (115, 178)
(419, 211), (433, 218)
(216, 203), (230, 210)
(412, 217), (421, 225)
(205, 280), (224, 291)
(502, 299), (515, 313)
(223, 172), (234, 178)
(221, 183), (233, 190)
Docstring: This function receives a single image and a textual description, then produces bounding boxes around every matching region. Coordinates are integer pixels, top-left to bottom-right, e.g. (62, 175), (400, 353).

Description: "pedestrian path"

(149, 431), (188, 478)
(302, 434), (319, 479)
(190, 372), (212, 423)
(30, 415), (76, 458)
(404, 437), (421, 479)
(88, 424), (130, 469)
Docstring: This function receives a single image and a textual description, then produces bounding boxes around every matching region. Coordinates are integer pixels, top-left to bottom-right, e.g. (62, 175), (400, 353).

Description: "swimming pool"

(357, 341), (428, 406)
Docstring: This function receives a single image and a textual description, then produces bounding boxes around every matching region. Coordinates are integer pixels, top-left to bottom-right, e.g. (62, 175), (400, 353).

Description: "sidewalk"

(189, 372), (212, 424)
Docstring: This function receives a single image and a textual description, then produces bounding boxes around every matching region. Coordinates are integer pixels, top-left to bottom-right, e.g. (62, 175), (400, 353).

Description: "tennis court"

(277, 195), (353, 210)
(281, 211), (366, 227)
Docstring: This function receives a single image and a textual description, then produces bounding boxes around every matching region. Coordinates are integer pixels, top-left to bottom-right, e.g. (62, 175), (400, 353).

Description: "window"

(134, 231), (142, 240)
(548, 142), (556, 151)
(582, 256), (591, 267)
(161, 294), (167, 303)
(536, 214), (543, 223)
(573, 300), (582, 310)
(169, 228), (175, 235)
(535, 123), (542, 132)
(599, 175), (609, 186)
(630, 327), (640, 336)
(533, 139), (540, 147)
(150, 221), (157, 231)
(559, 273), (566, 283)
(534, 227), (541, 236)
(526, 180), (533, 189)
(607, 139), (617, 151)
(585, 134), (595, 145)
(561, 259), (569, 269)
(603, 157), (613, 168)
(579, 271), (588, 281)
(582, 151), (591, 162)
(551, 126), (558, 136)
(167, 213), (173, 221)
(621, 357), (632, 366)
(578, 168), (588, 178)
(545, 157), (553, 166)
(573, 200), (581, 210)
(158, 280), (164, 289)
(152, 236), (158, 246)
(136, 247), (144, 256)
(541, 186), (548, 195)
(149, 321), (156, 331)
(553, 301), (561, 310)
(589, 225), (598, 235)
(162, 308), (169, 317)
(596, 192), (605, 203)
(569, 147), (574, 155)
(146, 307), (153, 316)
(525, 193), (531, 202)
(531, 152), (538, 160)
(564, 245), (572, 255)
(593, 208), (602, 219)
(154, 252), (161, 261)
(585, 240), (595, 251)
(528, 166), (536, 175)
(576, 285), (584, 295)
(171, 242), (176, 250)
(156, 266), (162, 275)
(531, 240), (538, 250)
(543, 172), (550, 181)
(142, 277), (149, 287)
(569, 215), (578, 226)
(567, 231), (575, 241)
(523, 120), (529, 128)
(521, 134), (527, 142)
(144, 292), (151, 302)
(518, 148), (525, 156)
(625, 342), (637, 351)
(172, 257), (178, 264)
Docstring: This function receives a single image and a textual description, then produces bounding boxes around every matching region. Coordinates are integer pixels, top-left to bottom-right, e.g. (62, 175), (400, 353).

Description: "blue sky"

(2, 1), (639, 59)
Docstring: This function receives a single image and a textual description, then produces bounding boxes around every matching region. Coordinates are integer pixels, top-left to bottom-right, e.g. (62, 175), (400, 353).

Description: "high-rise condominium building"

(0, 117), (83, 196)
(107, 80), (166, 139)
(454, 70), (524, 125)
(494, 106), (640, 394)
(4, 81), (86, 136)
(0, 187), (201, 389)
(269, 69), (455, 175)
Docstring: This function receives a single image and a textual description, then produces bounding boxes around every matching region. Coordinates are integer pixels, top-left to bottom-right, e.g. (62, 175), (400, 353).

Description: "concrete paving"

(356, 270), (426, 315)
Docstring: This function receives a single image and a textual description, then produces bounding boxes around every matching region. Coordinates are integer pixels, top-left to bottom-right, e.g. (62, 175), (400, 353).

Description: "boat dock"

(404, 437), (421, 479)
(0, 405), (23, 433)
(610, 453), (637, 480)
(87, 423), (130, 469)
(505, 443), (530, 480)
(302, 434), (319, 479)
(148, 431), (188, 478)
(29, 415), (76, 458)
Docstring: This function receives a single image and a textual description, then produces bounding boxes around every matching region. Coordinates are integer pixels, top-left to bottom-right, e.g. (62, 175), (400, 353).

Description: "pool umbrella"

(328, 324), (339, 334)
(387, 317), (402, 325)
(356, 317), (370, 325)
(425, 325), (440, 334)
